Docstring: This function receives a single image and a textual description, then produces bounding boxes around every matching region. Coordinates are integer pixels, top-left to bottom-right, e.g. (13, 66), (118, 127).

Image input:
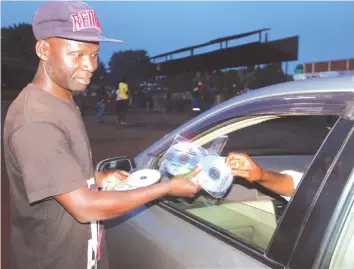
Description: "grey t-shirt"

(4, 83), (109, 269)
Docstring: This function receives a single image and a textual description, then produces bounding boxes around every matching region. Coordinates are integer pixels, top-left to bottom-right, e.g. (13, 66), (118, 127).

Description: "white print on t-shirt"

(86, 177), (99, 269)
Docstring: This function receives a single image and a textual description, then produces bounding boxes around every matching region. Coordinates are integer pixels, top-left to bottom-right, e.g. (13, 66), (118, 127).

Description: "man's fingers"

(225, 152), (246, 166)
(225, 155), (232, 166)
(231, 169), (250, 179)
(118, 170), (130, 177)
(189, 164), (202, 177)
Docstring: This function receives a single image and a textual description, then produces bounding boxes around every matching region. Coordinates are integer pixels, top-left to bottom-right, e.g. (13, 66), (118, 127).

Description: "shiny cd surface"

(193, 155), (233, 194)
(126, 169), (161, 187)
(163, 142), (204, 176)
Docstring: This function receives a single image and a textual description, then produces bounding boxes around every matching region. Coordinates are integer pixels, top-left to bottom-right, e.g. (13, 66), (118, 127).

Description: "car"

(96, 75), (354, 269)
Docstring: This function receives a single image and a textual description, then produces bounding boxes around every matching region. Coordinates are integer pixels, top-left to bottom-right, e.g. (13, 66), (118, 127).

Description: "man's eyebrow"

(67, 48), (100, 54)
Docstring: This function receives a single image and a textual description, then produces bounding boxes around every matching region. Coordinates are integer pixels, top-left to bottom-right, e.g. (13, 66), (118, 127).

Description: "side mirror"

(96, 156), (136, 172)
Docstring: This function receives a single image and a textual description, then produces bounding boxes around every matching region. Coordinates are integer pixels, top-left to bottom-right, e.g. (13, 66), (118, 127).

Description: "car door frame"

(282, 117), (354, 269)
(154, 117), (354, 268)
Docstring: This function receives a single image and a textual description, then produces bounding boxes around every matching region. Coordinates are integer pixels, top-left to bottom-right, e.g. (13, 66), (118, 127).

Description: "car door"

(102, 116), (353, 269)
(277, 117), (354, 269)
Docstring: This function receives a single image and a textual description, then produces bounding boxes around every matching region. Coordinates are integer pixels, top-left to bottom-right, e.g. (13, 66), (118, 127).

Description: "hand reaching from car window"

(225, 152), (263, 181)
(225, 152), (296, 197)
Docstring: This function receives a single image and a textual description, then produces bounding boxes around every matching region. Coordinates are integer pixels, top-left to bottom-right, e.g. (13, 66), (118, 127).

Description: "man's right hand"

(225, 152), (263, 182)
(166, 165), (202, 197)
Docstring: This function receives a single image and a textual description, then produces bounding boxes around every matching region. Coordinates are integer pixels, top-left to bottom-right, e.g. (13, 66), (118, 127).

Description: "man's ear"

(35, 40), (50, 61)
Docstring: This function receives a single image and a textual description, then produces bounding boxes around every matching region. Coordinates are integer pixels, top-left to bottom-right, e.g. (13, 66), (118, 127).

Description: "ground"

(1, 101), (329, 268)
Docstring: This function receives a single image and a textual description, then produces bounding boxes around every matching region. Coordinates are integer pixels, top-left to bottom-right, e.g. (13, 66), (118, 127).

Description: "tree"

(2, 23), (38, 89)
(248, 63), (289, 89)
(91, 58), (108, 85)
(108, 50), (154, 87)
(2, 23), (38, 66)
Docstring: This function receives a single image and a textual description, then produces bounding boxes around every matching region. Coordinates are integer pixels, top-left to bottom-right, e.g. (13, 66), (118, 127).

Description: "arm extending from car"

(256, 169), (295, 196)
(225, 152), (296, 197)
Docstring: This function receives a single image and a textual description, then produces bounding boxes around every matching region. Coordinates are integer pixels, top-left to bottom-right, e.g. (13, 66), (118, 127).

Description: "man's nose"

(81, 56), (97, 72)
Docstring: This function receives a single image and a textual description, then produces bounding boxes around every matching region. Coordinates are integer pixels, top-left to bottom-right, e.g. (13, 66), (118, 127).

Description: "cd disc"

(193, 155), (233, 194)
(163, 141), (204, 176)
(126, 169), (161, 187)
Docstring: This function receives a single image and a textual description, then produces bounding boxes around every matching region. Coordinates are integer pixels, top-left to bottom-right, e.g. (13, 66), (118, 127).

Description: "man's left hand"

(96, 170), (130, 189)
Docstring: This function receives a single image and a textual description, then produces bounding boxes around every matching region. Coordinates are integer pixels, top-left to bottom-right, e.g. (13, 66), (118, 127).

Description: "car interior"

(158, 115), (334, 249)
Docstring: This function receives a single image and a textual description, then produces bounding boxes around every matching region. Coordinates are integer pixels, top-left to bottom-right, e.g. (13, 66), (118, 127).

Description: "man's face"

(45, 38), (99, 92)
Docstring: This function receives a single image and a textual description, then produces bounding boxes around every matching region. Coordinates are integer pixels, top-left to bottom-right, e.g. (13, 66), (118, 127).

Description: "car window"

(163, 195), (279, 249)
(159, 115), (334, 251)
(206, 115), (336, 156)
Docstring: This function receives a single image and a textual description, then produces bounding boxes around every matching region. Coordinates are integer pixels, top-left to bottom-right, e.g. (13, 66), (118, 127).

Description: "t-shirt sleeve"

(280, 170), (304, 201)
(10, 122), (87, 204)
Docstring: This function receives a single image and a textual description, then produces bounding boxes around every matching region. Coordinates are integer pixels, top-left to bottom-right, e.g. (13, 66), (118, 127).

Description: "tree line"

(2, 23), (291, 95)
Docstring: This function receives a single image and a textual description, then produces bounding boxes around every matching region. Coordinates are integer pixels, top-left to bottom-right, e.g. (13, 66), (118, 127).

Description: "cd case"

(160, 135), (233, 198)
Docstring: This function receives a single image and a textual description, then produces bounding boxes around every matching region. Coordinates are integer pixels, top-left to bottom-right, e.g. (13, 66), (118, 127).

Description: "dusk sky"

(1, 1), (353, 73)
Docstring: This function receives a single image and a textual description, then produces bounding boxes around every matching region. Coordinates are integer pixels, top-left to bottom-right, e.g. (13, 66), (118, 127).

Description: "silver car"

(97, 76), (354, 269)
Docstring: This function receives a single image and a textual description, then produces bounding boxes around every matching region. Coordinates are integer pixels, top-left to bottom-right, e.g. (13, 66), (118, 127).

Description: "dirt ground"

(85, 111), (191, 161)
(1, 101), (330, 268)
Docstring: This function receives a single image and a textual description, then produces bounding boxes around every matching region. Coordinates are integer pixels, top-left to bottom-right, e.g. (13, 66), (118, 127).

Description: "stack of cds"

(161, 135), (233, 198)
(103, 169), (161, 191)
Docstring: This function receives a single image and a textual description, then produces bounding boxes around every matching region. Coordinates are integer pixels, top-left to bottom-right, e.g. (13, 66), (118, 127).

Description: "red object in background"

(199, 83), (204, 93)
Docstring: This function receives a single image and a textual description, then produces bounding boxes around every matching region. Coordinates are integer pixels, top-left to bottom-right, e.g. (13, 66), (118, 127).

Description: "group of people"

(192, 82), (221, 113)
(95, 78), (129, 124)
(3, 1), (303, 269)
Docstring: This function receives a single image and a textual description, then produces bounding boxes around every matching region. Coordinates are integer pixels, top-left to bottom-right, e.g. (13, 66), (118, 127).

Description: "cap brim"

(96, 36), (123, 43)
(56, 34), (123, 43)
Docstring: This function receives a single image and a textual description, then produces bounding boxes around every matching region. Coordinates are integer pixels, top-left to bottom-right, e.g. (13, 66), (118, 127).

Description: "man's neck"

(32, 64), (74, 105)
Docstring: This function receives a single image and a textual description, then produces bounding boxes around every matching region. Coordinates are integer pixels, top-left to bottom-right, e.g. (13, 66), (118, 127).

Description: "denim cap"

(32, 1), (123, 43)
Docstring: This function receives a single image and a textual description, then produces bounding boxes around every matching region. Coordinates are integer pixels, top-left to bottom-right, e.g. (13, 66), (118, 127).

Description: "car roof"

(228, 75), (354, 105)
(137, 76), (354, 159)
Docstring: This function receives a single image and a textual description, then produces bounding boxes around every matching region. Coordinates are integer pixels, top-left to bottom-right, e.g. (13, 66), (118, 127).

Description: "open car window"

(157, 115), (335, 251)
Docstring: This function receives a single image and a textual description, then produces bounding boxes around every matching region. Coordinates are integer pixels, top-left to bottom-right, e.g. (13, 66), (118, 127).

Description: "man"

(225, 152), (303, 200)
(192, 82), (201, 114)
(3, 2), (201, 269)
(96, 76), (105, 123)
(115, 78), (129, 124)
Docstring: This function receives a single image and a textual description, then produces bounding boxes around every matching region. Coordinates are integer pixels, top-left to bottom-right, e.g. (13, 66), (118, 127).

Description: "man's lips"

(76, 78), (91, 85)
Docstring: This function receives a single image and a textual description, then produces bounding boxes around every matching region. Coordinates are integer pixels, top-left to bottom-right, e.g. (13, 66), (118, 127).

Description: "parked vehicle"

(98, 76), (354, 269)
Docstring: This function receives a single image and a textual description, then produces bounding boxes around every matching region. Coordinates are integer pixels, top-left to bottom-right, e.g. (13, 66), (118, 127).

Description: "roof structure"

(150, 29), (299, 75)
(150, 28), (271, 60)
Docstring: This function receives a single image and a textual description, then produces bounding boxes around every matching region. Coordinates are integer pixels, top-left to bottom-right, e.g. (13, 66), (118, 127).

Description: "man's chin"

(71, 88), (86, 93)
(69, 83), (87, 93)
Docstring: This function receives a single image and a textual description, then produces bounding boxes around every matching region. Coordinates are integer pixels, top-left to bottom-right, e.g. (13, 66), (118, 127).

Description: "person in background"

(116, 78), (129, 124)
(202, 83), (215, 111)
(166, 88), (172, 113)
(192, 82), (201, 114)
(96, 76), (105, 123)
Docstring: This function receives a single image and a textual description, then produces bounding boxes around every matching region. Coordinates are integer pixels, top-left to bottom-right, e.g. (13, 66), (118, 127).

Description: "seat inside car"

(186, 201), (277, 249)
